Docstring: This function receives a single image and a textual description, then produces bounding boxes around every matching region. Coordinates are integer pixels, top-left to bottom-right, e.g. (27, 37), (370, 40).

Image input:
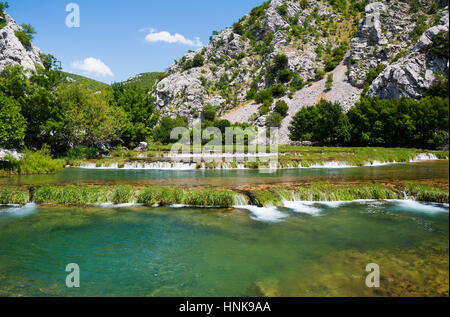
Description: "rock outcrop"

(154, 0), (340, 124)
(368, 11), (449, 99)
(152, 0), (448, 143)
(0, 13), (43, 73)
(348, 1), (414, 88)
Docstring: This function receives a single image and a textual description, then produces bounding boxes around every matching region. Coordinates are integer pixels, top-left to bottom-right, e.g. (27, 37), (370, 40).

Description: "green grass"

(183, 188), (235, 207)
(66, 146), (448, 170)
(112, 186), (134, 204)
(2, 181), (448, 206)
(136, 187), (184, 205)
(0, 188), (29, 205)
(33, 186), (112, 205)
(123, 72), (166, 92)
(404, 183), (449, 204)
(0, 149), (65, 176)
(59, 71), (109, 90)
(293, 183), (400, 201)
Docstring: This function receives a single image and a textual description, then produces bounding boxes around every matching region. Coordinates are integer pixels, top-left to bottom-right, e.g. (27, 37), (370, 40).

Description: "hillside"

(123, 72), (166, 92)
(152, 0), (449, 143)
(60, 71), (110, 90)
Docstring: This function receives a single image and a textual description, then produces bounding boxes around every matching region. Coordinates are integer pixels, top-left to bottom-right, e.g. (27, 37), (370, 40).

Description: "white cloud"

(143, 28), (203, 47)
(70, 57), (114, 77)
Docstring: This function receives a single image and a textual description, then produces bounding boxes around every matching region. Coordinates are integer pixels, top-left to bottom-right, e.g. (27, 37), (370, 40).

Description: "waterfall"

(401, 191), (408, 200)
(233, 194), (249, 206)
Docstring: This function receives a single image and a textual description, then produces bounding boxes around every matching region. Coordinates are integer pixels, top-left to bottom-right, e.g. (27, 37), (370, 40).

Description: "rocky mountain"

(153, 0), (449, 143)
(0, 13), (43, 73)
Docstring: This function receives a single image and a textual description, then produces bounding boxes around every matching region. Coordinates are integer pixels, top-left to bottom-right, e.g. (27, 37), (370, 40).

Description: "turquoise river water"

(0, 161), (448, 296)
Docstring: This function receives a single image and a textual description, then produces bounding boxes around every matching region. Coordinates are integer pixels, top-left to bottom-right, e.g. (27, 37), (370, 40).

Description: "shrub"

(202, 104), (217, 122)
(255, 89), (273, 104)
(362, 64), (386, 95)
(266, 112), (283, 128)
(277, 4), (288, 17)
(429, 30), (449, 59)
(270, 83), (286, 97)
(278, 69), (293, 83)
(274, 100), (288, 117)
(233, 22), (244, 35)
(3, 148), (65, 175)
(0, 1), (9, 29)
(192, 54), (205, 68)
(14, 24), (36, 48)
(325, 73), (333, 90)
(65, 147), (99, 160)
(300, 0), (309, 9)
(259, 105), (270, 116)
(314, 68), (326, 81)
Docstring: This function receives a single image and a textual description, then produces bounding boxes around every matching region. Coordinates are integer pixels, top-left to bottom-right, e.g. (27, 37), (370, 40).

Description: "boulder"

(133, 142), (148, 152)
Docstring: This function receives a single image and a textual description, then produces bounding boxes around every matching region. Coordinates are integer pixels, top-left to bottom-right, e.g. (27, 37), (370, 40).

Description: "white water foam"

(235, 205), (288, 222)
(0, 203), (37, 217)
(392, 200), (449, 213)
(282, 201), (322, 215)
(75, 152), (445, 170)
(95, 203), (144, 208)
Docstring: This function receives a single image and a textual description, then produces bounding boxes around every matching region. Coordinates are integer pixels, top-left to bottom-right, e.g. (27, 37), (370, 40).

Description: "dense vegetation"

(289, 97), (449, 149)
(0, 1), (8, 29)
(0, 56), (163, 152)
(0, 180), (447, 206)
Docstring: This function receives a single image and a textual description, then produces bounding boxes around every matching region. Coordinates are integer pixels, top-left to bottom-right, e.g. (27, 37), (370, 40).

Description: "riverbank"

(1, 182), (448, 207)
(1, 146), (448, 175)
(74, 147), (448, 170)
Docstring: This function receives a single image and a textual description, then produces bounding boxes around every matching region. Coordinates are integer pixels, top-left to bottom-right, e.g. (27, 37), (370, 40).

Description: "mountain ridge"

(152, 0), (449, 143)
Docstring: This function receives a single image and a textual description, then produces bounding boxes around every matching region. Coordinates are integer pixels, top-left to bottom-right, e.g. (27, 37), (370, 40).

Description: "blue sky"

(7, 0), (265, 83)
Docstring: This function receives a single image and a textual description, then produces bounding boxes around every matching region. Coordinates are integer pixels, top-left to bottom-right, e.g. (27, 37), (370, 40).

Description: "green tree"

(111, 82), (157, 148)
(289, 100), (350, 144)
(0, 94), (25, 148)
(153, 116), (188, 144)
(56, 83), (126, 147)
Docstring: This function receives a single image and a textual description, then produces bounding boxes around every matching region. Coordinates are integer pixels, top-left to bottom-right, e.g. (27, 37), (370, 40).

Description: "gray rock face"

(348, 1), (414, 88)
(0, 13), (43, 73)
(368, 10), (449, 99)
(154, 0), (448, 129)
(153, 0), (336, 124)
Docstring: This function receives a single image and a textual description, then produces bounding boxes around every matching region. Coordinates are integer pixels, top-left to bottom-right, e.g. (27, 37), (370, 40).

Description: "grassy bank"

(1, 182), (447, 207)
(2, 147), (447, 175)
(0, 188), (29, 205)
(0, 149), (65, 176)
(31, 186), (236, 208)
(66, 146), (449, 169)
